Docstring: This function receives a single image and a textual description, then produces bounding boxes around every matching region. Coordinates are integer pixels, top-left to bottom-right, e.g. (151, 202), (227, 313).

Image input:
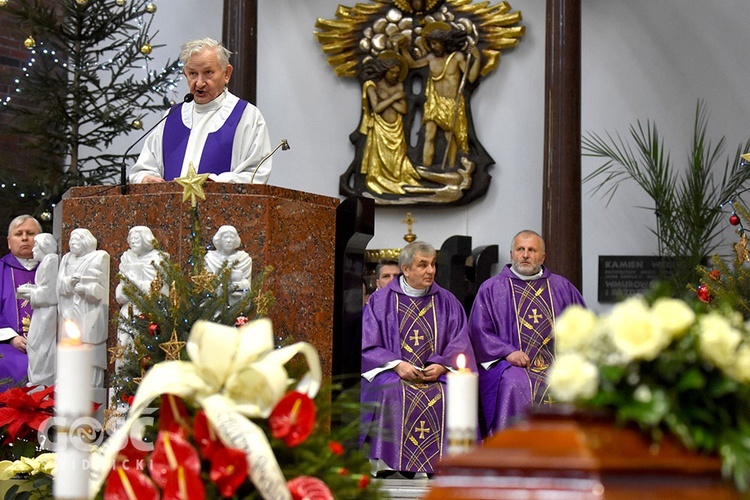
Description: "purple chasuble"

(360, 279), (476, 473)
(468, 265), (585, 437)
(162, 98), (248, 180)
(0, 253), (36, 390)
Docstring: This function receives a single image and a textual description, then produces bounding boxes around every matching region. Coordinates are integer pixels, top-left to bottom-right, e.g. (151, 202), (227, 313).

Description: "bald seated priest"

(129, 37), (272, 184)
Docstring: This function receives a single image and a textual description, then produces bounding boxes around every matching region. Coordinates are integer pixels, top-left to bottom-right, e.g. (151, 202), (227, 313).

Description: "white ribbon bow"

(89, 318), (321, 500)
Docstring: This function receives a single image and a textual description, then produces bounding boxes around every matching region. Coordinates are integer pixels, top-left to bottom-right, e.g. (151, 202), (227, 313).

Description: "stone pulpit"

(54, 182), (341, 381)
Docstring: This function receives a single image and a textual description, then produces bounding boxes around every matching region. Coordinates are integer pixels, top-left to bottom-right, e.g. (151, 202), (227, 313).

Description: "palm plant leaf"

(582, 100), (750, 289)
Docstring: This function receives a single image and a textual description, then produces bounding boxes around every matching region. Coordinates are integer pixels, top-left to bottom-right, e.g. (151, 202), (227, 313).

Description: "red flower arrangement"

(103, 392), (344, 499)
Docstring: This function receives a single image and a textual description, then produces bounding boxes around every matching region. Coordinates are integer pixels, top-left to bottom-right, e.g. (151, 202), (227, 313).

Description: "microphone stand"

(250, 139), (290, 183)
(120, 93), (194, 195)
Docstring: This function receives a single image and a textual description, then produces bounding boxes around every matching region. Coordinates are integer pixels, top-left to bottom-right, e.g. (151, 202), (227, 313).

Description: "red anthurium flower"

(104, 466), (159, 500)
(269, 392), (315, 447)
(158, 394), (191, 436)
(148, 431), (201, 489)
(328, 441), (344, 456)
(163, 465), (205, 500)
(114, 437), (150, 466)
(209, 446), (248, 498)
(194, 410), (224, 460)
(287, 476), (334, 500)
(0, 385), (55, 443)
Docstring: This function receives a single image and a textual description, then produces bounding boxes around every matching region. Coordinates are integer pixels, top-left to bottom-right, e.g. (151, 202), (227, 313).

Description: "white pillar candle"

(54, 320), (93, 500)
(446, 353), (478, 455)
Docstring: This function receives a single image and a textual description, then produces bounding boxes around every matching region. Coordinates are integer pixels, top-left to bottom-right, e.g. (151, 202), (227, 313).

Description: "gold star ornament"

(108, 344), (127, 364)
(175, 163), (210, 207)
(191, 268), (216, 294)
(742, 152), (750, 164)
(159, 330), (186, 361)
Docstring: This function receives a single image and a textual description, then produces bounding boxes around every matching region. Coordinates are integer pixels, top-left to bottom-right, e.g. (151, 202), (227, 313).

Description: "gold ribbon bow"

(89, 318), (321, 500)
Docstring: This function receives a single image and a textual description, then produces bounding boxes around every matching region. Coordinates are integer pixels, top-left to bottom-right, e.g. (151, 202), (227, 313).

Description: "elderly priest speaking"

(129, 37), (272, 184)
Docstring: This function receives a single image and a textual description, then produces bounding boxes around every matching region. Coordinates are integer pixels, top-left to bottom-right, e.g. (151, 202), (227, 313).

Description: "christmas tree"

(0, 0), (182, 220)
(695, 190), (750, 315)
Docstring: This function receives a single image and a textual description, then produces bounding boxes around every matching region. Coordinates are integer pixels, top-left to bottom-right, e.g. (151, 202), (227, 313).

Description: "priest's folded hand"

(395, 361), (424, 381)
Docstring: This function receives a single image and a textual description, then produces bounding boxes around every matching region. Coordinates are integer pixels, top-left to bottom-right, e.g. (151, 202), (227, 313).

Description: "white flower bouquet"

(548, 296), (750, 490)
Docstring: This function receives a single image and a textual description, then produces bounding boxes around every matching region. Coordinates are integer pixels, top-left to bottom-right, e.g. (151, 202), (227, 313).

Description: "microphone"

(250, 139), (290, 183)
(120, 93), (194, 194)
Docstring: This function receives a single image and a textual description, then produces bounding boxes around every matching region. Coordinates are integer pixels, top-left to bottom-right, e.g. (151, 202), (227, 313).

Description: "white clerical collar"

(399, 275), (429, 297)
(510, 266), (544, 281)
(17, 257), (38, 270)
(194, 88), (227, 114)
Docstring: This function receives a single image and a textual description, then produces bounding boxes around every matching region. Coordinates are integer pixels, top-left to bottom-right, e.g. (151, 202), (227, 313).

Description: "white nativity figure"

(16, 233), (58, 387)
(204, 225), (252, 300)
(115, 227), (166, 360)
(57, 228), (110, 405)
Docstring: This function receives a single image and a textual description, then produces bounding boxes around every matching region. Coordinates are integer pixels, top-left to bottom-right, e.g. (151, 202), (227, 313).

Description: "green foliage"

(583, 100), (750, 290)
(0, 0), (182, 217)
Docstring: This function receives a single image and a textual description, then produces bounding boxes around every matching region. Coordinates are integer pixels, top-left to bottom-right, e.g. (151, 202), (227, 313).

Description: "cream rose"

(554, 305), (598, 354)
(733, 344), (750, 384)
(548, 352), (599, 403)
(697, 312), (742, 370)
(651, 298), (695, 338)
(607, 296), (671, 362)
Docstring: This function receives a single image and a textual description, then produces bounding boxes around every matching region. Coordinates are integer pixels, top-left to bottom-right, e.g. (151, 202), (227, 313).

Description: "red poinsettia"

(104, 466), (160, 500)
(269, 391), (315, 447)
(148, 431), (201, 489)
(287, 476), (334, 500)
(209, 446), (248, 498)
(0, 385), (54, 443)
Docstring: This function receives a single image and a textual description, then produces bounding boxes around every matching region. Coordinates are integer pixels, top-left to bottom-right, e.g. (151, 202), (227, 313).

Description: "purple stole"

(162, 99), (248, 180)
(510, 277), (556, 404)
(395, 294), (445, 472)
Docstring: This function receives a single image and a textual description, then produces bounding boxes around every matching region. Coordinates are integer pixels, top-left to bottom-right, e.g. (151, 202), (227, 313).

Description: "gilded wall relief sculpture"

(315, 0), (525, 206)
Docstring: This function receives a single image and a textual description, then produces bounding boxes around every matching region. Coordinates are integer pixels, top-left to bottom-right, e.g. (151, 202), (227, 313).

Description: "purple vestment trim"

(162, 98), (248, 180)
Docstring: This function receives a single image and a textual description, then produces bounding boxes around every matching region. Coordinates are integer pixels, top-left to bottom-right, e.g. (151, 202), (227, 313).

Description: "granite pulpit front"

(53, 183), (339, 381)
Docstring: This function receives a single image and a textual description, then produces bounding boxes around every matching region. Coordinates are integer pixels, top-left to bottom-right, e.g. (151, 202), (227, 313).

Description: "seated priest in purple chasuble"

(360, 241), (477, 476)
(469, 230), (585, 437)
(0, 215), (42, 390)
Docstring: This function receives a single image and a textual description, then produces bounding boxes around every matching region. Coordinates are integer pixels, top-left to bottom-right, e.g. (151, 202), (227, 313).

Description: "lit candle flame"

(457, 353), (467, 371)
(62, 320), (82, 346)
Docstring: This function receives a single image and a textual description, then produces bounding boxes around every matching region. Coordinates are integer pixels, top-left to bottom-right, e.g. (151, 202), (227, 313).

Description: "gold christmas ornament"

(75, 0), (87, 5)
(175, 162), (209, 207)
(24, 36), (35, 49)
(116, 0), (126, 5)
(159, 330), (186, 361)
(0, 0), (9, 7)
(131, 119), (143, 130)
(140, 43), (152, 55)
(40, 210), (52, 222)
(145, 2), (156, 13)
